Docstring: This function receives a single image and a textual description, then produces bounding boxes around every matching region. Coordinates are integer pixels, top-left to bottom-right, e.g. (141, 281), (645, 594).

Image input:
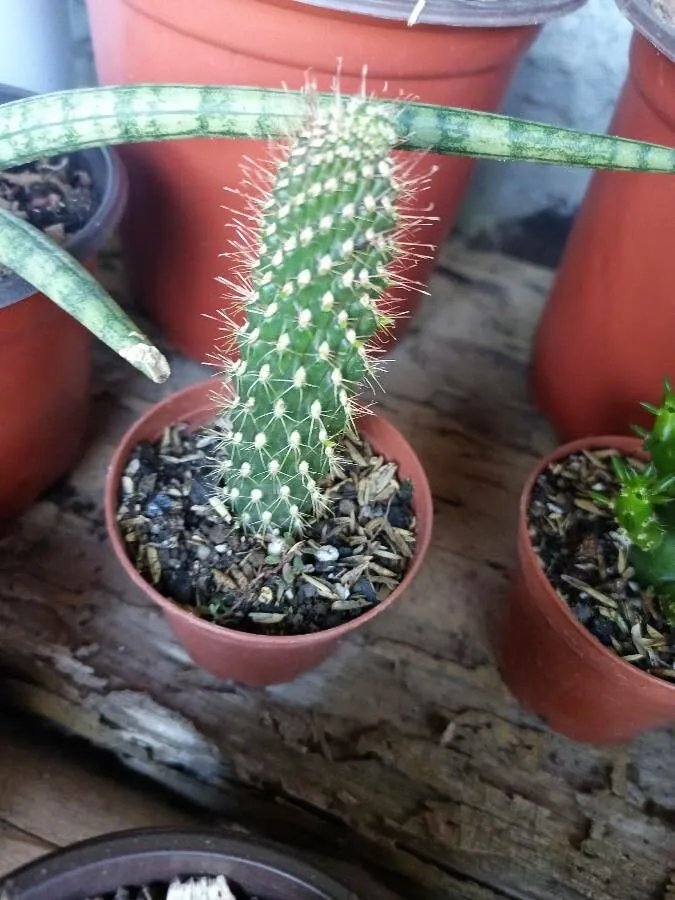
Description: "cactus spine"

(214, 95), (418, 533)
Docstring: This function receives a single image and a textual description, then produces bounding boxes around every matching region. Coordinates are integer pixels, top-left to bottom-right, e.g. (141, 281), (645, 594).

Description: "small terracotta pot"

(530, 28), (675, 441)
(83, 0), (551, 362)
(495, 434), (675, 744)
(0, 828), (362, 898)
(0, 83), (127, 520)
(104, 379), (433, 686)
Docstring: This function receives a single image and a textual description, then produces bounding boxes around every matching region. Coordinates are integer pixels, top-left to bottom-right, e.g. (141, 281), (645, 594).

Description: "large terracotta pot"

(0, 83), (127, 520)
(104, 379), (433, 687)
(530, 23), (675, 441)
(495, 434), (675, 744)
(83, 0), (579, 362)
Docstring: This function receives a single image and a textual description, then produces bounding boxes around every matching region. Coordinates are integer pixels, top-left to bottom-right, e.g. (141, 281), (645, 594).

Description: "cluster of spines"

(213, 95), (428, 533)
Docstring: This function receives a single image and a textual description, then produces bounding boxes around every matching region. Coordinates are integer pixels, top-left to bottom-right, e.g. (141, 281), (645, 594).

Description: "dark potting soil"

(0, 153), (96, 276)
(86, 875), (259, 899)
(116, 421), (416, 637)
(529, 448), (675, 681)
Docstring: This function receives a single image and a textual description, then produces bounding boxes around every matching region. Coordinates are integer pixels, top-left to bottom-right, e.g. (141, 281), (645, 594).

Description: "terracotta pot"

(82, 0), (559, 362)
(104, 378), (433, 686)
(530, 27), (675, 441)
(495, 434), (675, 744)
(0, 83), (127, 520)
(0, 828), (363, 898)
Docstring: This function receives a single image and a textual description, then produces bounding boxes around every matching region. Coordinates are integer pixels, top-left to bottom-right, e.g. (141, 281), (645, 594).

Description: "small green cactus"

(211, 95), (424, 533)
(595, 379), (675, 622)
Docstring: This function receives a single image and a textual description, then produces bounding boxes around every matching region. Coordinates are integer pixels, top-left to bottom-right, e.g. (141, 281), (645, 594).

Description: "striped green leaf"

(2, 83), (674, 381)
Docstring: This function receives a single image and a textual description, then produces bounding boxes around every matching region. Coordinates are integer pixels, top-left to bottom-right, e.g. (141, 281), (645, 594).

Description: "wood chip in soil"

(116, 421), (416, 637)
(528, 448), (675, 682)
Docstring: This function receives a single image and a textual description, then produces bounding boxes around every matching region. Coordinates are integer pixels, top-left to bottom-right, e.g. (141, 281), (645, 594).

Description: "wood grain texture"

(1, 239), (674, 899)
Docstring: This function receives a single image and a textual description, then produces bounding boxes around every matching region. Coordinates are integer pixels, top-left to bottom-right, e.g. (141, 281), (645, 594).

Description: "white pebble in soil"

(268, 537), (286, 556)
(315, 545), (339, 563)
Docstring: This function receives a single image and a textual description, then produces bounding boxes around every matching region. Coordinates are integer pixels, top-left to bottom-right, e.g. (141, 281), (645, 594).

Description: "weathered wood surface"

(0, 715), (200, 877)
(2, 238), (675, 899)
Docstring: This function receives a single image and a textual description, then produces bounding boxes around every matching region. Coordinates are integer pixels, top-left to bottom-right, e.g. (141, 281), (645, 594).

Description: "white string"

(407, 0), (426, 25)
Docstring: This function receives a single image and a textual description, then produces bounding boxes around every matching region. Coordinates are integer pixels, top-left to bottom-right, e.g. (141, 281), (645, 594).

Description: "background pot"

(530, 9), (675, 442)
(83, 0), (581, 363)
(0, 828), (362, 899)
(0, 83), (127, 520)
(104, 379), (433, 687)
(495, 434), (675, 744)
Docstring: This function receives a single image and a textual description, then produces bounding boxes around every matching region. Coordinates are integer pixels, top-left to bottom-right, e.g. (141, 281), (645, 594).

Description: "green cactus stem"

(212, 95), (408, 533)
(598, 380), (675, 623)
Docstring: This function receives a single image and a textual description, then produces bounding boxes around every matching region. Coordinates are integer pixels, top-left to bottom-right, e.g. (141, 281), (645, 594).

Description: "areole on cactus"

(212, 94), (426, 533)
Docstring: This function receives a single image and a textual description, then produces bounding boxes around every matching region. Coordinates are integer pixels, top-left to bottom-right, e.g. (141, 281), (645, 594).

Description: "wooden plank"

(0, 238), (674, 899)
(0, 718), (199, 855)
(0, 822), (56, 879)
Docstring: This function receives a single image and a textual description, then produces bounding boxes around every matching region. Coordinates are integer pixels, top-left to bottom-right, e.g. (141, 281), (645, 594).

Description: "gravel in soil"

(0, 153), (96, 278)
(529, 448), (675, 681)
(116, 420), (416, 636)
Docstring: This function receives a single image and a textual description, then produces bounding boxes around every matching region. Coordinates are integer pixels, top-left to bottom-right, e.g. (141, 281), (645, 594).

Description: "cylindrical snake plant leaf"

(0, 206), (170, 383)
(0, 84), (674, 173)
(2, 82), (675, 384)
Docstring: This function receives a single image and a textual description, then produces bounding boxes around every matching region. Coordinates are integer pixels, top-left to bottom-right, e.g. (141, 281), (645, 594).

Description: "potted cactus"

(104, 93), (435, 686)
(1, 84), (675, 683)
(497, 380), (675, 745)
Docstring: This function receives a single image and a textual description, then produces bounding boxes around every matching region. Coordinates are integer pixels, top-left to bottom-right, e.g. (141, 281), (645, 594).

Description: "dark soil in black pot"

(1, 153), (96, 243)
(115, 422), (416, 636)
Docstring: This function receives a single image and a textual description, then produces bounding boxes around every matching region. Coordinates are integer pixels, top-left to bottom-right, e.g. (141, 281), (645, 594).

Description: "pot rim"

(104, 378), (433, 647)
(290, 0), (588, 27)
(519, 432), (675, 694)
(0, 81), (129, 310)
(615, 0), (675, 64)
(0, 827), (360, 899)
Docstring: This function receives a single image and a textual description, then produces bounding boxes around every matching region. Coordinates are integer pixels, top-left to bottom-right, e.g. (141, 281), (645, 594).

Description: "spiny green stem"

(214, 96), (402, 533)
(0, 206), (170, 383)
(0, 84), (674, 174)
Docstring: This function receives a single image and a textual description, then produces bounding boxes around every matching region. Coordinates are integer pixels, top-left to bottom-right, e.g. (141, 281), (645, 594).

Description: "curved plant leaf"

(0, 84), (674, 173)
(0, 206), (169, 383)
(1, 82), (675, 382)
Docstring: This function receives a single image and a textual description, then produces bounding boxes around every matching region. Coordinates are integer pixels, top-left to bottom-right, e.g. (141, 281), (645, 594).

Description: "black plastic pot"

(0, 81), (128, 309)
(0, 82), (128, 519)
(0, 829), (361, 900)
